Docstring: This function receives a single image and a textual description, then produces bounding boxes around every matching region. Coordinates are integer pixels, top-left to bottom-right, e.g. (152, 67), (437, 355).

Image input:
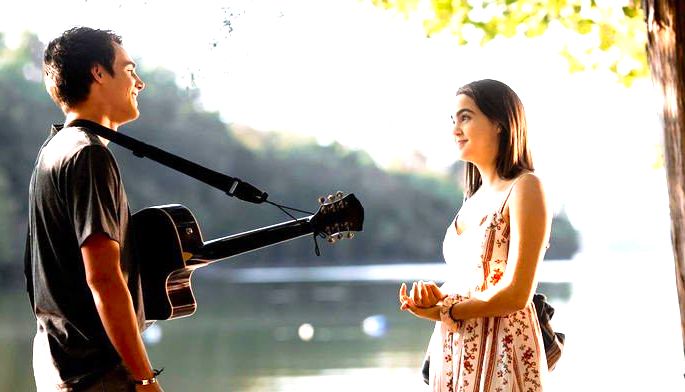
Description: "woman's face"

(452, 94), (500, 165)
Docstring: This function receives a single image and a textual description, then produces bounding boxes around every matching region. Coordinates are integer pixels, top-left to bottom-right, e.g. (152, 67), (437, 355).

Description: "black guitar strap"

(65, 119), (333, 258)
(66, 119), (268, 204)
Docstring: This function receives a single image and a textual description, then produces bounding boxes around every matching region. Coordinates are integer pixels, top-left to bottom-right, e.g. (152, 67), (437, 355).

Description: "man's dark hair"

(43, 27), (122, 108)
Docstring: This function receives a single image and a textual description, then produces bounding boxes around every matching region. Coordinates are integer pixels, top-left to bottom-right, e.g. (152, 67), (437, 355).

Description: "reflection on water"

(0, 263), (572, 392)
(144, 278), (444, 391)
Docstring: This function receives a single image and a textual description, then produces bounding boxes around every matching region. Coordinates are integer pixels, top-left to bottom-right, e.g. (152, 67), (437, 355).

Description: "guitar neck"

(195, 216), (315, 263)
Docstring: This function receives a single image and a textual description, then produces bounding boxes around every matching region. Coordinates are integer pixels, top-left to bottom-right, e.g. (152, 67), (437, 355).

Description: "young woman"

(399, 79), (551, 391)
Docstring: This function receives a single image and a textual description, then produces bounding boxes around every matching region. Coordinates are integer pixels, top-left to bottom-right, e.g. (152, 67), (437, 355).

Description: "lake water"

(1, 255), (683, 391)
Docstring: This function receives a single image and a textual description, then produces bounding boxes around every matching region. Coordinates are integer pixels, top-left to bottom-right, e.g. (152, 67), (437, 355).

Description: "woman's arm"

(400, 174), (551, 324)
(449, 174), (551, 319)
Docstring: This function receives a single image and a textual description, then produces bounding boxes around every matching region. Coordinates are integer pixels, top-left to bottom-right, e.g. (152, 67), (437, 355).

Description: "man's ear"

(91, 64), (105, 83)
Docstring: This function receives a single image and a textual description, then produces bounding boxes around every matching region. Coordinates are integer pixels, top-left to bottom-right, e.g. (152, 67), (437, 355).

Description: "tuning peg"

(327, 194), (335, 202)
(327, 236), (337, 244)
(318, 196), (326, 204)
(335, 191), (344, 200)
(346, 231), (355, 239)
(336, 233), (344, 240)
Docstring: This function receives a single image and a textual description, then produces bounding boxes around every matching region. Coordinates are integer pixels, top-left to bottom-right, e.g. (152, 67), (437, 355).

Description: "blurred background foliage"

(369, 0), (647, 86)
(0, 32), (579, 280)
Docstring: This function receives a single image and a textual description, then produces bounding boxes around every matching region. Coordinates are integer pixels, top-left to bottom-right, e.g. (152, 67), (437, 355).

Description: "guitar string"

(265, 200), (326, 239)
(265, 200), (324, 257)
(264, 200), (314, 217)
(266, 199), (327, 239)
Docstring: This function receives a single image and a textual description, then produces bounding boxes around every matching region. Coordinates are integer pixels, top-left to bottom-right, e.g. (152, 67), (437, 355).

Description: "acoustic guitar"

(131, 192), (364, 321)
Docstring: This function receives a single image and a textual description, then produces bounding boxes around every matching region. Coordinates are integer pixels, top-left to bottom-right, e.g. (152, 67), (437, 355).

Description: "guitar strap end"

(313, 233), (321, 257)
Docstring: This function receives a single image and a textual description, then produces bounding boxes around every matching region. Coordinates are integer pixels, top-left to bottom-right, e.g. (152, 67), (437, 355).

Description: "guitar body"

(131, 205), (205, 321)
(130, 193), (364, 322)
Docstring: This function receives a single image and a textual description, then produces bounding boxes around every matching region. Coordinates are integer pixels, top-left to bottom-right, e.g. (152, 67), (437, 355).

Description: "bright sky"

(0, 0), (671, 253)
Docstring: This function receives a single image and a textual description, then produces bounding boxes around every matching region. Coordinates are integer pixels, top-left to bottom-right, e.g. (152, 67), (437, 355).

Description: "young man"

(26, 27), (163, 391)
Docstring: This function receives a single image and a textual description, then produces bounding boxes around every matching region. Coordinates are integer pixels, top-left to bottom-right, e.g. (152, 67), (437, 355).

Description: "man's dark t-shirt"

(26, 123), (145, 387)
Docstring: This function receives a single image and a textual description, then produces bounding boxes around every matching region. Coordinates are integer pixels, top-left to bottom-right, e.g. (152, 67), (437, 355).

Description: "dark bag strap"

(532, 293), (565, 370)
(421, 355), (430, 385)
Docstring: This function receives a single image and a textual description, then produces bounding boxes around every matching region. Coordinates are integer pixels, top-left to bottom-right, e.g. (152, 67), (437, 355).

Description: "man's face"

(101, 43), (145, 126)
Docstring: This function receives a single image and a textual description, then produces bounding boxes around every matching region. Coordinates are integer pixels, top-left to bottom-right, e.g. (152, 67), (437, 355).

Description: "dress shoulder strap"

(498, 171), (533, 213)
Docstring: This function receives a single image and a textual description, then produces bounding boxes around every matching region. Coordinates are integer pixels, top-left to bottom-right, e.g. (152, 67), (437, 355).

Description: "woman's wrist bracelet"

(439, 294), (464, 329)
(448, 303), (459, 323)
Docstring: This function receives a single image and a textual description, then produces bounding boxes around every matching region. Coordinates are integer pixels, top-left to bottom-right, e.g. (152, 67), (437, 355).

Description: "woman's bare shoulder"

(514, 171), (544, 191)
(509, 172), (549, 213)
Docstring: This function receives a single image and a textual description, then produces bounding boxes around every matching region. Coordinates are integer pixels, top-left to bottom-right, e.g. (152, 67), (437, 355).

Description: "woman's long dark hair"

(457, 79), (534, 199)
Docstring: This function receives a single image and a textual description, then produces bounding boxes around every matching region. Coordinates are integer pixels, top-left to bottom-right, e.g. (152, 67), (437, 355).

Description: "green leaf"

(500, 15), (519, 38)
(525, 18), (549, 38)
(368, 0), (649, 86)
(550, 0), (567, 17)
(482, 20), (500, 40)
(622, 6), (637, 18)
(599, 23), (616, 51)
(561, 46), (586, 73)
(576, 19), (594, 35)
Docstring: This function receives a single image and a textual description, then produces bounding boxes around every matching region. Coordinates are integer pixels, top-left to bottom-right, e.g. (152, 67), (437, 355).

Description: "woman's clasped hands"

(398, 280), (447, 321)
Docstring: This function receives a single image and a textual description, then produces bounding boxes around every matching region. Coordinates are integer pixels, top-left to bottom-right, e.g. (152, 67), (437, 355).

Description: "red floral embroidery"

(432, 192), (545, 391)
(489, 268), (504, 285)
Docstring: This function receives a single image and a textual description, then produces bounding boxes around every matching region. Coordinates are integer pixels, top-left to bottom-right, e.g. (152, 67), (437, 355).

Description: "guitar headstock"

(310, 192), (364, 243)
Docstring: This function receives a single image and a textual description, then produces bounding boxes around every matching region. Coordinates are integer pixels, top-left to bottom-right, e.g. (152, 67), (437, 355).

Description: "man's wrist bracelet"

(134, 376), (157, 386)
(134, 368), (164, 386)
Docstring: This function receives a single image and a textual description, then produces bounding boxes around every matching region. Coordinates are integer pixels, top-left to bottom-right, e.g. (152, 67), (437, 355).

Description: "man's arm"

(81, 233), (160, 389)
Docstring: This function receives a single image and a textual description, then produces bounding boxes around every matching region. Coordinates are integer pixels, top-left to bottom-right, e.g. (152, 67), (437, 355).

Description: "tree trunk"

(644, 0), (685, 358)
